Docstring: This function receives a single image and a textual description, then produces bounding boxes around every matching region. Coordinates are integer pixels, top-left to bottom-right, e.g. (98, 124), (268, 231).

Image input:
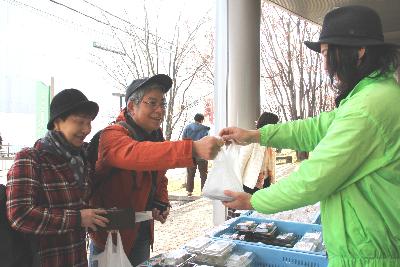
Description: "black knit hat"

(305, 5), (396, 53)
(47, 89), (99, 130)
(125, 74), (172, 103)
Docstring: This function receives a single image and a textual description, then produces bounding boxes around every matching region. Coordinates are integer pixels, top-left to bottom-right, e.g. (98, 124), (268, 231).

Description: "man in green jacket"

(219, 5), (400, 267)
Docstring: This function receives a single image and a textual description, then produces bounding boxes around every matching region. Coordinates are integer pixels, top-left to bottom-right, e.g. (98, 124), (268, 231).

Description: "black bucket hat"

(125, 74), (172, 103)
(47, 89), (99, 130)
(305, 5), (395, 53)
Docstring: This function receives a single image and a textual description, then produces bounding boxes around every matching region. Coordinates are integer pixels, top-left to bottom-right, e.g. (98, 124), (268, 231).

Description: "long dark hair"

(256, 112), (279, 129)
(326, 44), (399, 106)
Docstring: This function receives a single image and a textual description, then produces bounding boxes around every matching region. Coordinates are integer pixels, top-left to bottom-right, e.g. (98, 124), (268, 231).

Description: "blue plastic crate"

(234, 242), (328, 267)
(213, 216), (325, 256)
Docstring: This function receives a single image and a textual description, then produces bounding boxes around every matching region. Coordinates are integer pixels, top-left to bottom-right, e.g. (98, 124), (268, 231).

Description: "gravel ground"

(151, 163), (320, 257)
(152, 197), (214, 256)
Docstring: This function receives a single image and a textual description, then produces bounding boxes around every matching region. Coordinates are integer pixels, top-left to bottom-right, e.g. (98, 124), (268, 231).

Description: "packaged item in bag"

(202, 144), (243, 201)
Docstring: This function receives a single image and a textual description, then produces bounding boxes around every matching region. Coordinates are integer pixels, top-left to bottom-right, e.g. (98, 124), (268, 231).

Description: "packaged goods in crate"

(162, 249), (194, 266)
(272, 232), (298, 247)
(234, 220), (258, 233)
(184, 237), (213, 254)
(212, 216), (325, 254)
(194, 239), (236, 266)
(254, 222), (278, 235)
(220, 232), (247, 241)
(232, 242), (328, 267)
(225, 250), (255, 267)
(139, 249), (196, 267)
(251, 222), (279, 241)
(293, 232), (323, 252)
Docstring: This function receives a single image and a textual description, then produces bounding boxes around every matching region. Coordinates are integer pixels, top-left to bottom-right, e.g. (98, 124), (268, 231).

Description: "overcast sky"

(0, 0), (214, 149)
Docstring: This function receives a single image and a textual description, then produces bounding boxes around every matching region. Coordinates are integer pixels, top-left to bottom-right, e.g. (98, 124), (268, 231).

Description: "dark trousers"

(186, 159), (208, 193)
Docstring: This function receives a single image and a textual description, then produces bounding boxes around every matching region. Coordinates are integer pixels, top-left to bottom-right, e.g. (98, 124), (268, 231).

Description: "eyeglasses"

(141, 100), (168, 110)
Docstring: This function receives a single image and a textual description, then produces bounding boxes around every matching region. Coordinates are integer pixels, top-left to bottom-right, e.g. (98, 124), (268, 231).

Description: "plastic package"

(195, 240), (236, 266)
(272, 232), (298, 247)
(293, 231), (323, 252)
(203, 240), (235, 255)
(161, 249), (194, 266)
(225, 251), (255, 267)
(184, 237), (213, 254)
(220, 233), (246, 241)
(253, 222), (278, 237)
(301, 232), (323, 243)
(293, 241), (317, 252)
(234, 221), (258, 233)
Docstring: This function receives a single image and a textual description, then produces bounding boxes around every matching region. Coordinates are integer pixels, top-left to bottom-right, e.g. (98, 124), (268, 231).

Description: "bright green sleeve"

(259, 111), (335, 152)
(251, 109), (386, 213)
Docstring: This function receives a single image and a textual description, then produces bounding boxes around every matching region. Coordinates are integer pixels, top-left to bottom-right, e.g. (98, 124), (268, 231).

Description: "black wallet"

(102, 208), (135, 230)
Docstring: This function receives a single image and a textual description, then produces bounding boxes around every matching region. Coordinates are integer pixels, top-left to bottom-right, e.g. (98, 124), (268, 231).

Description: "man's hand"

(152, 207), (170, 224)
(222, 190), (254, 210)
(80, 209), (109, 231)
(218, 127), (260, 145)
(193, 136), (224, 160)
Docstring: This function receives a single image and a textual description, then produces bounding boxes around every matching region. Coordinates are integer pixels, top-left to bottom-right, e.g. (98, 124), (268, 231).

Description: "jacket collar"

(339, 71), (395, 107)
(117, 108), (164, 142)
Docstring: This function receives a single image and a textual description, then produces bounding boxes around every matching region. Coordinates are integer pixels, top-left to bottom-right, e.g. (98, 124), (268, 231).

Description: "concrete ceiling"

(268, 0), (400, 45)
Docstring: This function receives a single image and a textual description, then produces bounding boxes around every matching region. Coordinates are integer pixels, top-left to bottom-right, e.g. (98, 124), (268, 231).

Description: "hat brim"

(304, 41), (322, 53)
(47, 100), (99, 130)
(145, 74), (173, 93)
(125, 74), (173, 103)
(304, 38), (397, 53)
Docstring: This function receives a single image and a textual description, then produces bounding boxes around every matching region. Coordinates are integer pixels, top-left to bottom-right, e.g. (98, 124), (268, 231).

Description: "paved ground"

(151, 163), (320, 257)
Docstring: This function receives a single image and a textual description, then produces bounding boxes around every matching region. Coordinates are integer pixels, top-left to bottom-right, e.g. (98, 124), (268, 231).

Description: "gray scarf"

(42, 131), (86, 189)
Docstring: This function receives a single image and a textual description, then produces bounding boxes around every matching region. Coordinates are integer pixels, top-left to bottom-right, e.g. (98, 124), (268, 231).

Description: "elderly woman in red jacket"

(6, 89), (109, 267)
(90, 74), (223, 266)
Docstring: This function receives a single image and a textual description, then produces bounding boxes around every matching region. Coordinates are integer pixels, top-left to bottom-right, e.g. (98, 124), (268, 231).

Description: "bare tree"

(197, 28), (215, 86)
(92, 4), (213, 140)
(260, 3), (335, 121)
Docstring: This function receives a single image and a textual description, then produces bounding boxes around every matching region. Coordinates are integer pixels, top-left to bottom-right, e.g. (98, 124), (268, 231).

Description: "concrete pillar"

(213, 0), (260, 225)
(227, 0), (261, 129)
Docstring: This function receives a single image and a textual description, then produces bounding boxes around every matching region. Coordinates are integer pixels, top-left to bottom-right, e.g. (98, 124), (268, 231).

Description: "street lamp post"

(112, 92), (125, 110)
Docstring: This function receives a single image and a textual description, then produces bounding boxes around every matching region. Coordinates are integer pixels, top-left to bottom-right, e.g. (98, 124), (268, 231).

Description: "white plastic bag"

(202, 144), (244, 201)
(92, 231), (133, 267)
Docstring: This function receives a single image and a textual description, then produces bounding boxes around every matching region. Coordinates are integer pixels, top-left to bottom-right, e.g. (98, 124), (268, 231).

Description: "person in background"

(227, 112), (278, 219)
(89, 74), (223, 266)
(7, 89), (108, 267)
(182, 113), (210, 196)
(219, 5), (400, 267)
(253, 112), (279, 189)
